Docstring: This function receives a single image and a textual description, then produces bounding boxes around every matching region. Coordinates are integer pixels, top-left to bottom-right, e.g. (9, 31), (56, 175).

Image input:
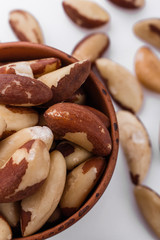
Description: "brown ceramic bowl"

(0, 42), (119, 240)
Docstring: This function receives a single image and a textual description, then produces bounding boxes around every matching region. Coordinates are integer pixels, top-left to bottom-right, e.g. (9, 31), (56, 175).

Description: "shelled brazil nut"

(107, 0), (145, 9)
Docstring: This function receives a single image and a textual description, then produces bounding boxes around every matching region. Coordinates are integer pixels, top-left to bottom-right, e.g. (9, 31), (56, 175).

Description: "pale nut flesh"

(60, 156), (106, 217)
(0, 126), (53, 168)
(63, 0), (110, 28)
(72, 33), (109, 63)
(38, 59), (91, 104)
(0, 215), (12, 240)
(9, 10), (44, 44)
(108, 0), (145, 9)
(133, 18), (160, 49)
(0, 115), (7, 138)
(56, 140), (92, 170)
(21, 150), (66, 237)
(134, 185), (160, 238)
(0, 139), (50, 203)
(95, 58), (143, 113)
(135, 47), (160, 93)
(0, 202), (20, 227)
(116, 110), (151, 184)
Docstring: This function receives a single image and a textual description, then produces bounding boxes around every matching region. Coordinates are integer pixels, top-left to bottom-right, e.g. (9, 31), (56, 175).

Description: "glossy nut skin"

(117, 110), (151, 185)
(135, 47), (160, 93)
(0, 74), (53, 106)
(38, 59), (91, 104)
(0, 139), (50, 203)
(133, 18), (160, 49)
(63, 0), (110, 28)
(0, 202), (20, 227)
(21, 150), (66, 237)
(60, 156), (106, 217)
(56, 140), (92, 170)
(96, 58), (143, 113)
(0, 215), (12, 240)
(108, 0), (145, 9)
(0, 126), (53, 168)
(44, 102), (112, 156)
(9, 10), (44, 44)
(72, 33), (109, 63)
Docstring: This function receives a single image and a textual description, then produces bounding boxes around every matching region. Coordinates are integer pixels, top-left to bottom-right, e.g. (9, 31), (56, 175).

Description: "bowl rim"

(0, 41), (119, 240)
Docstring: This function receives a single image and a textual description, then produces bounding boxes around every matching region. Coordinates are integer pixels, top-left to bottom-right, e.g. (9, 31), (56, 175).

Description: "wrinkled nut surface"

(117, 110), (151, 185)
(9, 9), (44, 44)
(135, 47), (160, 93)
(65, 87), (86, 105)
(108, 0), (145, 8)
(0, 58), (61, 79)
(0, 215), (12, 240)
(0, 139), (50, 203)
(44, 102), (112, 156)
(134, 185), (160, 238)
(133, 18), (160, 49)
(0, 126), (53, 168)
(60, 156), (106, 217)
(21, 150), (66, 237)
(72, 33), (109, 63)
(63, 0), (110, 28)
(0, 115), (7, 137)
(38, 59), (91, 104)
(0, 202), (20, 227)
(0, 74), (53, 106)
(0, 105), (38, 135)
(56, 140), (92, 170)
(96, 58), (143, 113)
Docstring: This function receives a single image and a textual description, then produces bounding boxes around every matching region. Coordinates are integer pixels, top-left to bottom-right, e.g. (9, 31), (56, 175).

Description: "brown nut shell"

(21, 150), (66, 237)
(0, 215), (12, 240)
(44, 102), (112, 156)
(108, 0), (144, 9)
(0, 202), (20, 227)
(63, 0), (110, 28)
(72, 33), (109, 63)
(0, 139), (50, 203)
(133, 18), (160, 49)
(9, 10), (44, 44)
(60, 156), (106, 217)
(96, 58), (143, 113)
(135, 47), (160, 93)
(117, 110), (151, 184)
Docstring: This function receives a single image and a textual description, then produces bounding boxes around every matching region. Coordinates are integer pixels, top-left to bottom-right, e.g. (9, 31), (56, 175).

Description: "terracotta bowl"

(0, 42), (119, 240)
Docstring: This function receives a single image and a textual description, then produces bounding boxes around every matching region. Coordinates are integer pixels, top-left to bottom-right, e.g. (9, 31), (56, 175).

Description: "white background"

(0, 0), (160, 239)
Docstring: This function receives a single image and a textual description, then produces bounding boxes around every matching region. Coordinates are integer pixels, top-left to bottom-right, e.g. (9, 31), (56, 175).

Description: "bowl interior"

(0, 42), (119, 240)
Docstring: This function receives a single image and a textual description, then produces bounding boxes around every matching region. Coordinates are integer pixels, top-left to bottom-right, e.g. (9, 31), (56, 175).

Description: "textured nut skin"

(21, 150), (66, 237)
(60, 156), (106, 217)
(0, 202), (20, 227)
(117, 110), (151, 184)
(63, 0), (110, 28)
(133, 18), (160, 49)
(0, 115), (7, 137)
(96, 58), (143, 113)
(56, 140), (92, 170)
(44, 102), (112, 156)
(0, 126), (53, 168)
(0, 215), (12, 240)
(134, 185), (160, 238)
(0, 139), (50, 203)
(38, 59), (91, 104)
(9, 10), (44, 44)
(0, 105), (38, 134)
(72, 33), (109, 63)
(135, 47), (160, 93)
(65, 87), (86, 105)
(0, 74), (53, 106)
(108, 0), (144, 9)
(0, 58), (61, 78)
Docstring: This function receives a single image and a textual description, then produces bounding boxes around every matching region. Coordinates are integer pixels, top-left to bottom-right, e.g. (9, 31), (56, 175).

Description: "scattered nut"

(60, 156), (106, 217)
(134, 185), (160, 238)
(117, 110), (151, 184)
(107, 0), (145, 8)
(44, 102), (112, 156)
(0, 215), (12, 240)
(133, 18), (160, 49)
(135, 46), (160, 93)
(95, 58), (143, 113)
(62, 0), (110, 28)
(0, 202), (20, 227)
(0, 115), (7, 138)
(21, 150), (66, 237)
(9, 10), (44, 44)
(72, 33), (109, 63)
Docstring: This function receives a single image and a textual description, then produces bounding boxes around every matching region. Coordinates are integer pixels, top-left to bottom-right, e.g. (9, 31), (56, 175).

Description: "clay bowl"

(0, 42), (119, 240)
